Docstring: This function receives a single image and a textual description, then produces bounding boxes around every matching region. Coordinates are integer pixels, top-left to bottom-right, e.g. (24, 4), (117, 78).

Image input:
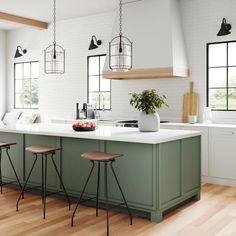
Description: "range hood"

(103, 0), (189, 80)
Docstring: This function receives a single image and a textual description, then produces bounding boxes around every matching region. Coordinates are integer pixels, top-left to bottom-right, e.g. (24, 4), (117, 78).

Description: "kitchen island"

(0, 124), (201, 222)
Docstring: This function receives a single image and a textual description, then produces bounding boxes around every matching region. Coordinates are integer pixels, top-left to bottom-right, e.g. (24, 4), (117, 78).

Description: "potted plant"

(130, 89), (168, 132)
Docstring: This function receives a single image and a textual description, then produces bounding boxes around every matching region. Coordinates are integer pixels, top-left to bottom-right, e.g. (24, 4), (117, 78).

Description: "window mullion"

(226, 43), (229, 110)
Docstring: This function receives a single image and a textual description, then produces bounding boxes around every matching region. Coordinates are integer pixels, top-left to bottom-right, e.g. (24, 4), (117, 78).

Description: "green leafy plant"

(129, 89), (168, 114)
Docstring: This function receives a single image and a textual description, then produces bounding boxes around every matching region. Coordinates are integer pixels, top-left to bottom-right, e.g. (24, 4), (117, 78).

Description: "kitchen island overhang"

(0, 124), (202, 223)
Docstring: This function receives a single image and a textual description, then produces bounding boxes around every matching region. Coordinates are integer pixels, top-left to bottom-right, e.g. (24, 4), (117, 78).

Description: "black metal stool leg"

(71, 161), (95, 227)
(6, 147), (23, 193)
(96, 161), (100, 217)
(110, 160), (132, 225)
(41, 153), (44, 205)
(104, 161), (109, 236)
(0, 148), (2, 194)
(16, 154), (38, 211)
(43, 154), (47, 219)
(51, 153), (71, 210)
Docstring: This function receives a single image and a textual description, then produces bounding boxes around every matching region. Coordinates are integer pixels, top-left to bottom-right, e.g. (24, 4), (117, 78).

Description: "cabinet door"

(105, 141), (154, 209)
(24, 134), (60, 188)
(181, 126), (209, 176)
(209, 128), (236, 179)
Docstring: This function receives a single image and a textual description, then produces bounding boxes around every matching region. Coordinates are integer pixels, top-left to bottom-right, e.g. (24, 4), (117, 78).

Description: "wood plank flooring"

(0, 184), (236, 236)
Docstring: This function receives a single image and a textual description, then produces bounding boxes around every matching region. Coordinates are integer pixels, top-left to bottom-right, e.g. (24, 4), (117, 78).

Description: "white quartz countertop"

(0, 123), (201, 144)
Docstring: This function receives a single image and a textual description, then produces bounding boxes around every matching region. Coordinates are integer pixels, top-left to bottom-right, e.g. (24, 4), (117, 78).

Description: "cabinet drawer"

(210, 127), (236, 137)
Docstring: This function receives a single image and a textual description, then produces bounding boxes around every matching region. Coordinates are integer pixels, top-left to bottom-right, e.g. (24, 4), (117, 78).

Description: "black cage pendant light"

(109, 0), (132, 71)
(44, 0), (65, 74)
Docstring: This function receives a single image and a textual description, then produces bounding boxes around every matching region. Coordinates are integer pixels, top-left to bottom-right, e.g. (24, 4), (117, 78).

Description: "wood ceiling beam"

(0, 12), (48, 30)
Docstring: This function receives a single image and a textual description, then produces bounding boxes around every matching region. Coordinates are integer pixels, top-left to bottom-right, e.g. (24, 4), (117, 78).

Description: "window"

(207, 41), (236, 111)
(87, 54), (111, 110)
(14, 61), (39, 109)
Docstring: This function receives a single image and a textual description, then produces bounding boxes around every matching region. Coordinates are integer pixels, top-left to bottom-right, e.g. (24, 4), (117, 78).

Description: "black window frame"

(87, 54), (111, 110)
(207, 40), (236, 111)
(14, 61), (39, 110)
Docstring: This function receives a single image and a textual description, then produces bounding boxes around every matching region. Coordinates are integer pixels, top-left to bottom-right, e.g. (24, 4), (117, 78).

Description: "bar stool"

(16, 146), (71, 219)
(0, 141), (22, 193)
(71, 151), (132, 236)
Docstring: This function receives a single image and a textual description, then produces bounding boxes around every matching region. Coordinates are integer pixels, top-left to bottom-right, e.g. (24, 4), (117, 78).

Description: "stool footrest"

(108, 202), (126, 211)
(24, 185), (42, 192)
(45, 190), (65, 197)
(23, 187), (66, 198)
(1, 180), (20, 186)
(79, 196), (97, 204)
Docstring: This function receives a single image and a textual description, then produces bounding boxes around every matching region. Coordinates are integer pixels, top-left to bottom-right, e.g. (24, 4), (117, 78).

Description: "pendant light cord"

(53, 0), (56, 59)
(119, 0), (123, 53)
(53, 0), (56, 44)
(119, 0), (123, 36)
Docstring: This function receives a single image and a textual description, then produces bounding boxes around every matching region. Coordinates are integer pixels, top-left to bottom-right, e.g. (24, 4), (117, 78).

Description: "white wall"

(180, 0), (236, 123)
(5, 0), (236, 123)
(0, 30), (6, 119)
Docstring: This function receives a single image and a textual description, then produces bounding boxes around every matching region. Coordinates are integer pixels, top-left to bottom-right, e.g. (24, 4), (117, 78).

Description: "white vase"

(138, 112), (160, 132)
(203, 107), (212, 124)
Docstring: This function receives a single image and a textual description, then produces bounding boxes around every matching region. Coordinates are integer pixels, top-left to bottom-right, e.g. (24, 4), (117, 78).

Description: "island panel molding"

(0, 12), (48, 30)
(0, 125), (201, 223)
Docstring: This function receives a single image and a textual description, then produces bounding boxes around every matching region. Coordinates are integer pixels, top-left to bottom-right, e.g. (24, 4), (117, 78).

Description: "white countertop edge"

(160, 122), (236, 128)
(0, 124), (202, 145)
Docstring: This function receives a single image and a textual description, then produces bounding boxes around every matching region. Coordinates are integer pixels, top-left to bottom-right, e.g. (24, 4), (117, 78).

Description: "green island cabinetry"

(0, 131), (200, 223)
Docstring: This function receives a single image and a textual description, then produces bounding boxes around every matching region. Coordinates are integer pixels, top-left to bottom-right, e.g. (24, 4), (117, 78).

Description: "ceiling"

(0, 0), (134, 30)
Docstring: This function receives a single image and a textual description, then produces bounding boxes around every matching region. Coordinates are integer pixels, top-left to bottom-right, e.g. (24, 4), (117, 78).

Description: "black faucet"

(82, 103), (87, 119)
(76, 103), (80, 119)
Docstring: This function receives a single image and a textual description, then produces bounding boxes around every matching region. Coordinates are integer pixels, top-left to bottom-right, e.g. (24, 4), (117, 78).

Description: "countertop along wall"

(5, 0), (236, 123)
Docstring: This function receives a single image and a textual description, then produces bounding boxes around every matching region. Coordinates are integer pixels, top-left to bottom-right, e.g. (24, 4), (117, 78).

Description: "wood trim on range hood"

(0, 12), (48, 30)
(102, 67), (190, 80)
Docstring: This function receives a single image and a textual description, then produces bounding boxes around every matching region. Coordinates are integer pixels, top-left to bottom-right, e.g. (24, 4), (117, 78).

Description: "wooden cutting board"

(182, 82), (199, 123)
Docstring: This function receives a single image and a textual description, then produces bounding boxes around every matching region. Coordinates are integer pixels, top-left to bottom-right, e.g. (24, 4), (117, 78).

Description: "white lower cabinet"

(209, 128), (236, 180)
(161, 124), (236, 186)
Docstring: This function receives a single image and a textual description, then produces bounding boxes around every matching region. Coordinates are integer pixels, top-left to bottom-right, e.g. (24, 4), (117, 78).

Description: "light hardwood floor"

(0, 184), (236, 236)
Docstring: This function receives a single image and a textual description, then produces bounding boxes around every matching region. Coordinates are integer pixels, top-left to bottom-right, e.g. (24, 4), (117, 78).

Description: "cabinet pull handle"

(221, 131), (234, 135)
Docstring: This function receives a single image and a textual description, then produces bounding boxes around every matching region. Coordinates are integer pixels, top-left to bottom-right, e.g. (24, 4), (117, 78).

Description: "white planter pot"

(138, 112), (160, 132)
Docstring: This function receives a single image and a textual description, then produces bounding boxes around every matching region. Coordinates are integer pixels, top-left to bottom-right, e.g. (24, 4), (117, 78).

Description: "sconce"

(88, 35), (102, 50)
(217, 18), (232, 36)
(14, 46), (27, 58)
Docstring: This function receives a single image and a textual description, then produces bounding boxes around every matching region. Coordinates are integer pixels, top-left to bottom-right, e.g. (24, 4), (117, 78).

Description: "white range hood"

(103, 0), (189, 80)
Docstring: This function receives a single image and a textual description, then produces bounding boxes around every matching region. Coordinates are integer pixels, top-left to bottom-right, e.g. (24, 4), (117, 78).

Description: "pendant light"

(109, 0), (132, 71)
(44, 0), (65, 74)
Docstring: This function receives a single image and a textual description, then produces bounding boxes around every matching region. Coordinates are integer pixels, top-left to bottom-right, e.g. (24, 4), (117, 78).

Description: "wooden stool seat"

(0, 142), (16, 148)
(82, 151), (123, 161)
(26, 146), (61, 154)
